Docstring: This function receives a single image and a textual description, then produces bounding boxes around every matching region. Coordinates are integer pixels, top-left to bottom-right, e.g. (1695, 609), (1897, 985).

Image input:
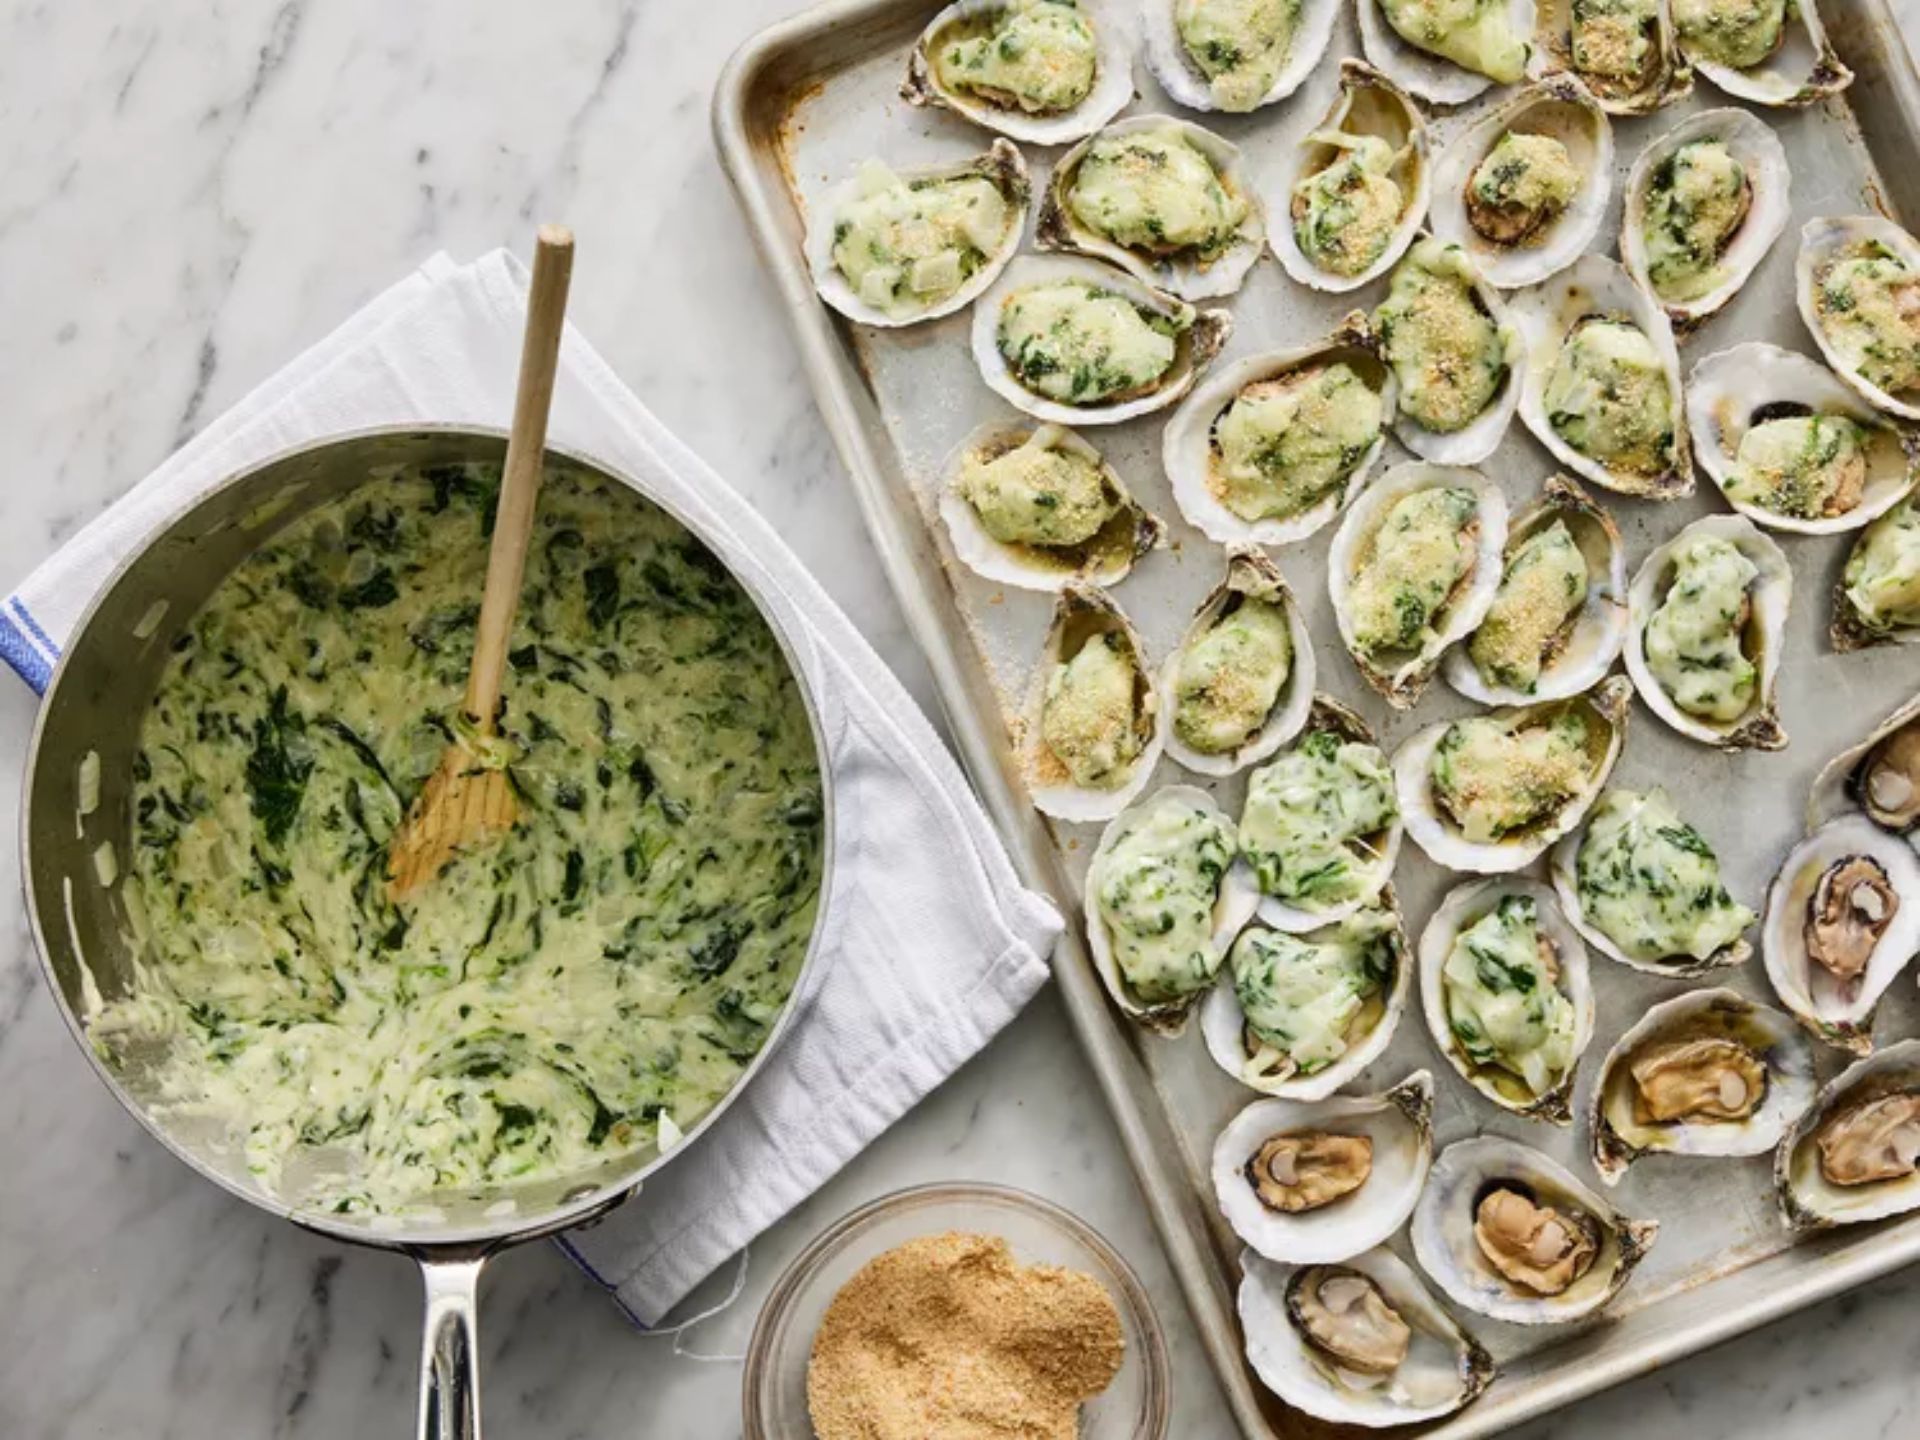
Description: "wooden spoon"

(387, 225), (575, 899)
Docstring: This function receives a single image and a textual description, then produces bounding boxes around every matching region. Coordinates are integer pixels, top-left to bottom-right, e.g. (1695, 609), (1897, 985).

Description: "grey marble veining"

(0, 2), (1917, 1437)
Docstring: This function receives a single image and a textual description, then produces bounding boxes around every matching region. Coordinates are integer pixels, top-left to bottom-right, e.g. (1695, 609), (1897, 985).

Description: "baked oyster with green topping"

(806, 142), (1030, 327)
(1038, 117), (1266, 300)
(1672, 0), (1851, 108)
(1357, 0), (1535, 105)
(1273, 61), (1431, 294)
(1797, 215), (1920, 422)
(1142, 0), (1341, 112)
(1022, 584), (1164, 821)
(1835, 498), (1920, 650)
(904, 0), (1135, 144)
(1532, 0), (1692, 114)
(1550, 786), (1755, 974)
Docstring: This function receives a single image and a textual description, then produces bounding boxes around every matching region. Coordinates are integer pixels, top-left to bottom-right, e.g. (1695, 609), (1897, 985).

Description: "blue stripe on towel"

(0, 606), (52, 694)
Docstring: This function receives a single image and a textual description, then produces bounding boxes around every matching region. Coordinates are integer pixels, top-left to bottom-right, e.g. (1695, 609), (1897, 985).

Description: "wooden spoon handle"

(464, 224), (575, 732)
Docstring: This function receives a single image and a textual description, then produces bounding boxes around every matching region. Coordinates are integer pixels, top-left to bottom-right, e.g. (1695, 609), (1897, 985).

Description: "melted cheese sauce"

(1574, 788), (1754, 963)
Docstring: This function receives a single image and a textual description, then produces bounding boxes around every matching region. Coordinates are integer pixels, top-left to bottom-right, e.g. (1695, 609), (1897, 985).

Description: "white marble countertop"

(2, 2), (1919, 1437)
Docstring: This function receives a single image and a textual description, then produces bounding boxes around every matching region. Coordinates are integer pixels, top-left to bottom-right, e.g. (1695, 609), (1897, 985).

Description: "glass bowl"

(743, 1181), (1172, 1439)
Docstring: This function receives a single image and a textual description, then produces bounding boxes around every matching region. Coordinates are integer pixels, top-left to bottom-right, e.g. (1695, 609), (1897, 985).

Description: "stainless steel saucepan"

(19, 426), (835, 1439)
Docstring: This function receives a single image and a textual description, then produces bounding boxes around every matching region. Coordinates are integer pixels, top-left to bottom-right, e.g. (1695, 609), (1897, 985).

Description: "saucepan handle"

(417, 1253), (489, 1440)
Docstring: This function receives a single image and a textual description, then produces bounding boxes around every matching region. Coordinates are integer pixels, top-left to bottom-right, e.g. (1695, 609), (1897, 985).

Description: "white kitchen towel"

(0, 250), (1062, 1326)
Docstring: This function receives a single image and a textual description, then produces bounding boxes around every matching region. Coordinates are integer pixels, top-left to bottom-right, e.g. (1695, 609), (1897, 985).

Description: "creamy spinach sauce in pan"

(91, 463), (824, 1216)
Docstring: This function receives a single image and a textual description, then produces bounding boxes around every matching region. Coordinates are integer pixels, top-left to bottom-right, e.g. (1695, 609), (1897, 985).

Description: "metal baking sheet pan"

(714, 2), (1920, 1433)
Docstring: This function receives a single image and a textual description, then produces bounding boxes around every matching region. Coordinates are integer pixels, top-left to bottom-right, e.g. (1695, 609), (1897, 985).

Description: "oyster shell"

(1411, 1135), (1657, 1324)
(1395, 676), (1630, 874)
(938, 422), (1165, 591)
(1418, 878), (1595, 1124)
(1761, 814), (1920, 1053)
(1160, 548), (1317, 777)
(1200, 892), (1410, 1099)
(1796, 215), (1920, 422)
(1776, 1039), (1920, 1231)
(1037, 117), (1267, 300)
(1141, 0), (1342, 113)
(1589, 987), (1816, 1184)
(1271, 61), (1432, 295)
(1530, 0), (1693, 113)
(1687, 343), (1918, 535)
(1807, 690), (1920, 836)
(902, 0), (1136, 145)
(1356, 0), (1538, 104)
(1084, 785), (1261, 1033)
(1550, 786), (1756, 975)
(806, 141), (1030, 328)
(1239, 697), (1405, 933)
(1212, 1073), (1434, 1263)
(1430, 77), (1614, 291)
(1444, 475), (1628, 706)
(1164, 314), (1397, 548)
(1624, 512), (1790, 749)
(972, 254), (1233, 425)
(1374, 235), (1526, 465)
(1674, 0), (1851, 108)
(1327, 462), (1508, 709)
(1020, 583), (1164, 821)
(1833, 497), (1920, 651)
(1513, 254), (1692, 497)
(1620, 109), (1790, 332)
(1239, 1246), (1494, 1427)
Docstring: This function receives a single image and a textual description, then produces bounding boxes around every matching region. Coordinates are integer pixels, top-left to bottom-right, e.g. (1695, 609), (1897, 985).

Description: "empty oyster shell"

(1761, 814), (1920, 1053)
(1328, 462), (1508, 709)
(1589, 987), (1816, 1184)
(1513, 254), (1692, 498)
(939, 422), (1165, 591)
(804, 141), (1029, 328)
(1776, 1039), (1920, 1231)
(1164, 314), (1397, 548)
(972, 254), (1233, 426)
(1140, 0), (1342, 112)
(1551, 786), (1756, 975)
(1444, 475), (1628, 706)
(1674, 0), (1851, 108)
(1807, 690), (1920, 836)
(1797, 215), (1920, 422)
(1200, 892), (1410, 1099)
(902, 0), (1136, 145)
(1357, 0), (1538, 104)
(1430, 77), (1614, 291)
(1271, 61), (1432, 295)
(1418, 878), (1595, 1124)
(1529, 0), (1693, 113)
(1160, 548), (1317, 776)
(1411, 1136), (1657, 1325)
(1084, 785), (1261, 1033)
(1624, 512), (1790, 749)
(1833, 497), (1920, 650)
(1239, 697), (1405, 933)
(1395, 676), (1629, 874)
(1037, 117), (1267, 301)
(1212, 1073), (1434, 1263)
(1687, 343), (1918, 535)
(1374, 235), (1526, 465)
(1020, 583), (1164, 821)
(1239, 1246), (1495, 1427)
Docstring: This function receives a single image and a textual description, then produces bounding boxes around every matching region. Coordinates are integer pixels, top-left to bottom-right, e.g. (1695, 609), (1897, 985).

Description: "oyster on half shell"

(1673, 0), (1851, 109)
(1776, 1039), (1920, 1231)
(1590, 987), (1816, 1184)
(1395, 676), (1630, 875)
(1797, 215), (1920, 423)
(1530, 0), (1693, 114)
(1161, 548), (1317, 777)
(1807, 691), (1920, 837)
(1357, 0), (1538, 104)
(1213, 1073), (1434, 1264)
(1761, 814), (1920, 1054)
(1625, 512), (1791, 750)
(1834, 497), (1920, 650)
(902, 0), (1136, 145)
(1411, 1135), (1658, 1325)
(1141, 0), (1342, 113)
(1239, 1246), (1494, 1427)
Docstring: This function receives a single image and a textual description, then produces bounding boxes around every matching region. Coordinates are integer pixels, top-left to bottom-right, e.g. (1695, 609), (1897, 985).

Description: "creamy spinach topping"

(1544, 318), (1675, 476)
(1443, 894), (1578, 1097)
(1644, 534), (1758, 721)
(1374, 237), (1507, 435)
(1210, 363), (1384, 523)
(832, 161), (1012, 318)
(1574, 788), (1754, 963)
(1041, 632), (1145, 789)
(1468, 132), (1580, 247)
(1572, 0), (1659, 84)
(1845, 497), (1920, 632)
(1066, 126), (1247, 263)
(934, 0), (1099, 115)
(1673, 0), (1785, 70)
(1239, 731), (1397, 913)
(1432, 708), (1591, 843)
(1724, 412), (1871, 520)
(1816, 243), (1920, 397)
(92, 465), (824, 1215)
(1468, 521), (1588, 694)
(1291, 131), (1404, 278)
(1642, 140), (1749, 304)
(1175, 0), (1300, 110)
(957, 428), (1120, 548)
(1230, 908), (1398, 1072)
(997, 281), (1183, 406)
(1346, 486), (1480, 659)
(1171, 597), (1292, 755)
(1379, 0), (1530, 81)
(1090, 796), (1236, 1004)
